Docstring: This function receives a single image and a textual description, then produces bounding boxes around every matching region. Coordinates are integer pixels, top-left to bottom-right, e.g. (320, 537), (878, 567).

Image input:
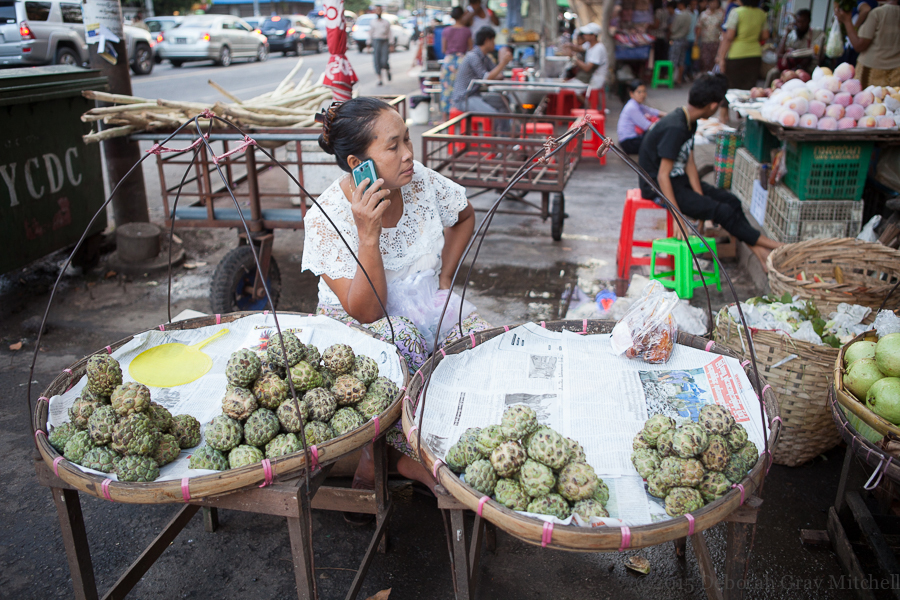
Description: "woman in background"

(440, 7), (473, 118)
(695, 0), (724, 72)
(617, 80), (666, 154)
(716, 0), (768, 90)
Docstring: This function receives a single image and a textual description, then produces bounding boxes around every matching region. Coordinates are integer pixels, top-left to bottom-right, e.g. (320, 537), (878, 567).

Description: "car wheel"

(131, 43), (153, 75)
(170, 60), (183, 67)
(256, 44), (267, 62)
(317, 40), (327, 54)
(217, 46), (232, 67)
(54, 46), (80, 66)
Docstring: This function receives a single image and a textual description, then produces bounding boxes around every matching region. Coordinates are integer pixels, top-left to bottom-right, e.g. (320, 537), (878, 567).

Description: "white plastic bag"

(857, 215), (881, 242)
(610, 280), (679, 363)
(825, 15), (844, 58)
(385, 269), (476, 353)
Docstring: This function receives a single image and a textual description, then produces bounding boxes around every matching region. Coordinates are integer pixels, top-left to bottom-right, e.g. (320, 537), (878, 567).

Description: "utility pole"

(84, 0), (150, 226)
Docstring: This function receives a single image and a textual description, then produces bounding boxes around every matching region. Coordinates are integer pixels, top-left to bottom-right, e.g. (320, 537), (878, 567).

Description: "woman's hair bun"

(315, 103), (341, 154)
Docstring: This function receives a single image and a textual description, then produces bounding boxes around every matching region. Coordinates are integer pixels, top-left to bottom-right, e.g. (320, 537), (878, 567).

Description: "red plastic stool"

(570, 109), (606, 165)
(617, 188), (674, 283)
(587, 88), (607, 112)
(549, 88), (580, 116)
(448, 108), (493, 152)
(524, 122), (554, 136)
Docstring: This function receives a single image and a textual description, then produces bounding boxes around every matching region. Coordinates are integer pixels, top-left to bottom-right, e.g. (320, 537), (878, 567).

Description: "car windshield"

(147, 20), (177, 32)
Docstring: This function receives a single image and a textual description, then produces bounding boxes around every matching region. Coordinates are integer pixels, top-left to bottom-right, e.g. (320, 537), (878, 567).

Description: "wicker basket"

(714, 308), (839, 467)
(33, 312), (409, 504)
(833, 331), (900, 442)
(401, 320), (780, 552)
(766, 238), (900, 313)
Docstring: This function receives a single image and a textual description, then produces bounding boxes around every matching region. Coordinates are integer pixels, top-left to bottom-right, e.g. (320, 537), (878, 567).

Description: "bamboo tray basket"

(766, 239), (900, 313)
(401, 320), (780, 552)
(715, 307), (839, 467)
(833, 331), (900, 443)
(32, 311), (409, 504)
(831, 388), (900, 488)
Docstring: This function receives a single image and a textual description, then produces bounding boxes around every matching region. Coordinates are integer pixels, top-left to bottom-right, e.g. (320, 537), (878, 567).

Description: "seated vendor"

(450, 26), (513, 115)
(617, 80), (666, 154)
(559, 22), (608, 106)
(303, 98), (492, 521)
(637, 74), (782, 267)
(764, 9), (823, 86)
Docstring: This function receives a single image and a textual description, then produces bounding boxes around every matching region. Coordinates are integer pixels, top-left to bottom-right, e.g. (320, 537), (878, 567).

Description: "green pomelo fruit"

(875, 334), (900, 377)
(844, 358), (885, 401)
(844, 340), (876, 367)
(866, 378), (900, 424)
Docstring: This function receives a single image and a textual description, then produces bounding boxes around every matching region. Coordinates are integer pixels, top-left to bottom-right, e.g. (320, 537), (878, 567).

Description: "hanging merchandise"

(825, 13), (844, 59)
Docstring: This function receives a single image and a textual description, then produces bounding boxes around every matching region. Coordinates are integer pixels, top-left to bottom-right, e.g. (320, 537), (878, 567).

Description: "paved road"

(132, 45), (419, 103)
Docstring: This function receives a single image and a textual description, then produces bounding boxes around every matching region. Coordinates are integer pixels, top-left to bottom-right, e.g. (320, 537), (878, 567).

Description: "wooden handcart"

(32, 311), (407, 600)
(421, 112), (583, 241)
(401, 319), (781, 600)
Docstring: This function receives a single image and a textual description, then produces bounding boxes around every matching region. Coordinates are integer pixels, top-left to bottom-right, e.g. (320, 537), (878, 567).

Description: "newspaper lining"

(47, 314), (404, 482)
(416, 323), (769, 528)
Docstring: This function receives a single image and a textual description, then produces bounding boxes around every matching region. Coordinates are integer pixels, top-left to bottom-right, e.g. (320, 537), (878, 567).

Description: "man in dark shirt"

(638, 74), (781, 266)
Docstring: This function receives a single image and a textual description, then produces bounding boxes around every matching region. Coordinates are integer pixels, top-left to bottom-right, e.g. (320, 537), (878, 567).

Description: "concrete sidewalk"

(0, 79), (858, 600)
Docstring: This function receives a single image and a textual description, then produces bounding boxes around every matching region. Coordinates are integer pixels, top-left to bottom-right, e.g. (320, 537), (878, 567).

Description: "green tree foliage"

(345, 0), (370, 16)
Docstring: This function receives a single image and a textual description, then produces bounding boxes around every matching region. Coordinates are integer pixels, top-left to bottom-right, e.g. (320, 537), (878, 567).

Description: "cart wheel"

(550, 193), (565, 242)
(210, 246), (281, 313)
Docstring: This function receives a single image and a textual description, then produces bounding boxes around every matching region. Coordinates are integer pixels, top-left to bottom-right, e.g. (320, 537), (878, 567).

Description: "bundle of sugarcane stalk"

(80, 58), (333, 143)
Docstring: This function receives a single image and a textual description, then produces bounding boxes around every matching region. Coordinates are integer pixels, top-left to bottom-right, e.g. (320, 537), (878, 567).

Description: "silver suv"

(0, 0), (156, 74)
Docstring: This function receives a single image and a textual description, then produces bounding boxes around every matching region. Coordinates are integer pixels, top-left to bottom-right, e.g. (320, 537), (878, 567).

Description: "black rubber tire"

(550, 193), (565, 242)
(210, 245), (281, 313)
(170, 60), (183, 67)
(54, 46), (80, 66)
(217, 46), (232, 67)
(256, 44), (268, 62)
(131, 43), (153, 75)
(317, 40), (327, 53)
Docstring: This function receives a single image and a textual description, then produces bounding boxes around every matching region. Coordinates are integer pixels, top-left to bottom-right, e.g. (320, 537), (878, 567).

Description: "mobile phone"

(352, 159), (378, 191)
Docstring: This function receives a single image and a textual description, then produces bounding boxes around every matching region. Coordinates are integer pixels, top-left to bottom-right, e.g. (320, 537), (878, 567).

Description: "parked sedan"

(156, 15), (268, 67)
(260, 15), (325, 55)
(351, 13), (410, 53)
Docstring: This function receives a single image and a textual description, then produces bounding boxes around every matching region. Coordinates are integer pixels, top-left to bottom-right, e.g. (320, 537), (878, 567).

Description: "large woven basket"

(714, 308), (838, 467)
(33, 311), (409, 504)
(766, 238), (900, 312)
(833, 331), (900, 442)
(401, 320), (780, 552)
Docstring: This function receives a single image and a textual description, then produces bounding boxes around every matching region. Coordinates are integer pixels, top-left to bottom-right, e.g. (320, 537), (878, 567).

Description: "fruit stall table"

(401, 319), (782, 600)
(32, 312), (408, 600)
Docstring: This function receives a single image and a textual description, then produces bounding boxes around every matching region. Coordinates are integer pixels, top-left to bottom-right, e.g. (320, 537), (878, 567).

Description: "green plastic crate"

(743, 119), (780, 162)
(782, 140), (873, 200)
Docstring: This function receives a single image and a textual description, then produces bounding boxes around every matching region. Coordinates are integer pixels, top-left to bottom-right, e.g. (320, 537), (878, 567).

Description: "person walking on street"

(370, 6), (392, 85)
(837, 0), (900, 87)
(695, 0), (724, 72)
(668, 0), (693, 85)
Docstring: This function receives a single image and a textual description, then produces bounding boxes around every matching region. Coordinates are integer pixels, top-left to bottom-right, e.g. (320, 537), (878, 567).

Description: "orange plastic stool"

(617, 188), (674, 282)
(570, 109), (606, 165)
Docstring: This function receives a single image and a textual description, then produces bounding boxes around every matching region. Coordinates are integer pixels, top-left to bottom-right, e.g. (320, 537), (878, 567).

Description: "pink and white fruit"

(797, 70), (811, 83)
(825, 104), (845, 120)
(786, 97), (809, 114)
(885, 94), (900, 112)
(808, 100), (827, 118)
(781, 69), (797, 82)
(799, 114), (819, 128)
(778, 110), (800, 127)
(837, 117), (857, 129)
(783, 79), (806, 93)
(845, 104), (865, 120)
(793, 89), (811, 101)
(866, 103), (887, 117)
(770, 90), (789, 104)
(841, 79), (862, 95)
(812, 66), (832, 81)
(876, 116), (897, 129)
(854, 91), (875, 108)
(833, 92), (853, 107)
(814, 89), (835, 104)
(833, 62), (855, 82)
(858, 116), (877, 128)
(867, 86), (886, 100)
(817, 117), (838, 130)
(806, 79), (822, 92)
(821, 76), (841, 93)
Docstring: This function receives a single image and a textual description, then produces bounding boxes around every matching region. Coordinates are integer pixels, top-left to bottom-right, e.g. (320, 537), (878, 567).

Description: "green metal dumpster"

(0, 65), (108, 274)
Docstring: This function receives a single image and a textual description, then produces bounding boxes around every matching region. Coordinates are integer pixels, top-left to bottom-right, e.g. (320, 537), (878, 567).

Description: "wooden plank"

(191, 482), (303, 517)
(800, 529), (831, 547)
(836, 446), (855, 515)
(468, 515), (486, 595)
(845, 491), (900, 599)
(827, 506), (878, 600)
(673, 536), (687, 559)
(344, 502), (395, 600)
(450, 509), (472, 600)
(287, 497), (316, 600)
(102, 505), (200, 600)
(691, 532), (724, 600)
(723, 521), (751, 600)
(35, 458), (78, 491)
(51, 488), (99, 600)
(311, 487), (377, 514)
(203, 507), (219, 533)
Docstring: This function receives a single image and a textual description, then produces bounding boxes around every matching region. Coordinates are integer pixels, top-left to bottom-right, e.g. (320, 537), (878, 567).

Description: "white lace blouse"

(301, 161), (468, 308)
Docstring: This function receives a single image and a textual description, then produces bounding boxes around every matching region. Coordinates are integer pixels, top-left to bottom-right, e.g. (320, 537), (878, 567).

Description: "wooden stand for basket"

(402, 320), (781, 600)
(31, 312), (409, 600)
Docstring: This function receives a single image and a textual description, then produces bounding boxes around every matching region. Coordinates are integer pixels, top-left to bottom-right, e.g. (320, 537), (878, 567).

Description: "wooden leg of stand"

(835, 446), (855, 515)
(468, 515), (485, 596)
(450, 509), (471, 600)
(673, 536), (687, 559)
(287, 484), (317, 600)
(441, 510), (460, 600)
(691, 532), (724, 600)
(373, 436), (389, 554)
(51, 487), (99, 600)
(827, 506), (878, 600)
(723, 522), (750, 600)
(345, 502), (394, 600)
(203, 507), (219, 533)
(484, 521), (496, 552)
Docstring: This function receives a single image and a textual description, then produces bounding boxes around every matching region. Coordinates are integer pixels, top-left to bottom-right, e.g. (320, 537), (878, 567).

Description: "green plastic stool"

(649, 236), (722, 299)
(652, 61), (675, 88)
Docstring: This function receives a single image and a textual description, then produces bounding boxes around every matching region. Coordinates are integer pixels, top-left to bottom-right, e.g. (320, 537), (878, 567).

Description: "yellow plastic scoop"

(129, 329), (230, 388)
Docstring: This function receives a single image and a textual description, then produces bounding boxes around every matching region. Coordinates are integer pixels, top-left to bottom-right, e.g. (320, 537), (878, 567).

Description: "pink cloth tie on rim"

(308, 445), (319, 469)
(541, 521), (554, 547)
(215, 314), (222, 324)
(685, 513), (695, 536)
(101, 478), (114, 501)
(469, 332), (477, 347)
(432, 459), (445, 480)
(733, 483), (745, 505)
(477, 496), (489, 516)
(181, 477), (192, 502)
(372, 416), (381, 440)
(53, 456), (64, 477)
(618, 526), (631, 551)
(705, 340), (715, 352)
(258, 458), (274, 487)
(406, 425), (419, 445)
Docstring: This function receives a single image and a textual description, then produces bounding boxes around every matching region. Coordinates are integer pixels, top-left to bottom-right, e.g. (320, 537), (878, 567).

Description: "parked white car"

(351, 13), (410, 53)
(155, 15), (268, 67)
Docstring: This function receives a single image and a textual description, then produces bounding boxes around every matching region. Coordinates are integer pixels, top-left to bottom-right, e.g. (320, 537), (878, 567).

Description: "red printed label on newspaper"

(703, 356), (749, 422)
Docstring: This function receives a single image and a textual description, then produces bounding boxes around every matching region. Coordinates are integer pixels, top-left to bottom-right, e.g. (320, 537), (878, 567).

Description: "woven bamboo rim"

(766, 238), (900, 312)
(833, 331), (900, 439)
(830, 388), (900, 487)
(714, 307), (839, 467)
(401, 320), (780, 552)
(32, 311), (409, 504)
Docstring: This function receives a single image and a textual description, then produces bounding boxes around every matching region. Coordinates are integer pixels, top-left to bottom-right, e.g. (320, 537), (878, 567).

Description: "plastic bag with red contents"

(609, 281), (679, 364)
